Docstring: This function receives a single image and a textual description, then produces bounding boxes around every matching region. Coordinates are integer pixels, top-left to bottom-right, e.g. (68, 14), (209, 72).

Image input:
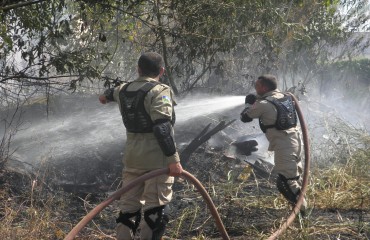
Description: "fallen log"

(180, 119), (236, 168)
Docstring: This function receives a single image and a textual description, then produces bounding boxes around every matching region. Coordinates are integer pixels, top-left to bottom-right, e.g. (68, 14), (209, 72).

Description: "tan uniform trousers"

(268, 129), (303, 194)
(273, 147), (303, 194)
(116, 168), (174, 240)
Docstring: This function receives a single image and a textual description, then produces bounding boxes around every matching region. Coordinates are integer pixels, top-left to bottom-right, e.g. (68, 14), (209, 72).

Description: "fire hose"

(267, 92), (310, 240)
(64, 169), (230, 240)
(65, 93), (309, 240)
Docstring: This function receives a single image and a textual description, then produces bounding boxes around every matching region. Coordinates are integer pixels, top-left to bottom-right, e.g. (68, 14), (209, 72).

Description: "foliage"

(0, 0), (143, 103)
(1, 0), (369, 100)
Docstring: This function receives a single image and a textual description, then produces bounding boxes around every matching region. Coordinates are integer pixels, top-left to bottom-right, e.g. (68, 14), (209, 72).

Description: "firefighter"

(99, 52), (183, 239)
(240, 74), (307, 215)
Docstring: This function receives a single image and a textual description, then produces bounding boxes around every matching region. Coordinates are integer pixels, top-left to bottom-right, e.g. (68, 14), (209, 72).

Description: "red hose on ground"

(64, 169), (230, 240)
(267, 93), (310, 240)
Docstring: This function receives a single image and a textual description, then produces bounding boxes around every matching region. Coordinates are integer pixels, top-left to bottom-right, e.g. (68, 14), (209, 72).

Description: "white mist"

(7, 94), (245, 167)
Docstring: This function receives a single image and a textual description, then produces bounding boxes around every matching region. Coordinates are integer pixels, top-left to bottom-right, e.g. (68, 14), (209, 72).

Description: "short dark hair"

(138, 52), (164, 77)
(258, 74), (278, 91)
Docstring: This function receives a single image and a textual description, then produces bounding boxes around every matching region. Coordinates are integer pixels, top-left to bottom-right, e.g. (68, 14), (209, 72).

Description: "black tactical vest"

(119, 81), (160, 133)
(259, 94), (297, 133)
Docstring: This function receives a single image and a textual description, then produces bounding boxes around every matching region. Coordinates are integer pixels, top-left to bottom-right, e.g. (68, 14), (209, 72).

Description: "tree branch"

(0, 0), (46, 11)
(0, 74), (82, 83)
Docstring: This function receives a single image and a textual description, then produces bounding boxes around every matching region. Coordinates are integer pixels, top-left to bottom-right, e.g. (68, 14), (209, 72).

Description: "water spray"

(64, 93), (310, 240)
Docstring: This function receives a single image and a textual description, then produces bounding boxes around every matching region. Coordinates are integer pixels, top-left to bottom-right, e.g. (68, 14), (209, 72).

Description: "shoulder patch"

(162, 95), (171, 104)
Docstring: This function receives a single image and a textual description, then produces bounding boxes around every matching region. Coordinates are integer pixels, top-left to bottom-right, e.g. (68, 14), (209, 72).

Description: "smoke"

(292, 78), (370, 167)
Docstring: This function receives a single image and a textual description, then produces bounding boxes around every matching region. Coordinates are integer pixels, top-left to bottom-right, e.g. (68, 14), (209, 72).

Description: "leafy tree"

(0, 0), (368, 102)
(1, 1), (94, 103)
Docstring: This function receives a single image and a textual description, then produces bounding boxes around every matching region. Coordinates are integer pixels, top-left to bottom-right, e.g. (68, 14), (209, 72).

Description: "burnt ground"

(1, 145), (369, 240)
(1, 96), (369, 239)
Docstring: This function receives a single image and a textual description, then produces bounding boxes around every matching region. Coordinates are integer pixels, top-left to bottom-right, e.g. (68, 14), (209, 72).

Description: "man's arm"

(153, 119), (176, 157)
(99, 88), (115, 104)
(240, 108), (254, 122)
(151, 86), (183, 176)
(240, 94), (257, 122)
(152, 118), (183, 176)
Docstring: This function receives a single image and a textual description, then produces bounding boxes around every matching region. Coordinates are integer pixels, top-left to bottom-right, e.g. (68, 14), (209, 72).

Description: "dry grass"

(0, 129), (369, 239)
(1, 150), (369, 240)
(0, 172), (67, 239)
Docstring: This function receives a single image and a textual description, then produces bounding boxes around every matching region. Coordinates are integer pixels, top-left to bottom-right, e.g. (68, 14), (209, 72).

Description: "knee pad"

(116, 210), (141, 235)
(276, 174), (300, 205)
(144, 205), (169, 240)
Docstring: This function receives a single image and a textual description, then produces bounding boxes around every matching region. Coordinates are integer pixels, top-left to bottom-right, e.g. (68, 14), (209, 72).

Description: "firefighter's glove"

(104, 88), (115, 102)
(245, 94), (257, 105)
(240, 108), (253, 123)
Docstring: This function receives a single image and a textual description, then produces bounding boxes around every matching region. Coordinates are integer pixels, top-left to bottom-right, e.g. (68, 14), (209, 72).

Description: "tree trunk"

(156, 0), (179, 95)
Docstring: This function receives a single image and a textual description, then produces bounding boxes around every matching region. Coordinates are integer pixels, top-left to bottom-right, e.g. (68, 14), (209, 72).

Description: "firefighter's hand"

(245, 94), (257, 104)
(168, 162), (183, 177)
(240, 108), (253, 123)
(99, 95), (108, 104)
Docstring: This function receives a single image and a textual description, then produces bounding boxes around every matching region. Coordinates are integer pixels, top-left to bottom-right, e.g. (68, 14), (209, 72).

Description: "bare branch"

(0, 0), (46, 11)
(180, 119), (236, 168)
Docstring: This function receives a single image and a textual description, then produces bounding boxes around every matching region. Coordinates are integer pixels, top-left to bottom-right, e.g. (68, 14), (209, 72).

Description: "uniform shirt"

(112, 77), (180, 170)
(245, 89), (301, 152)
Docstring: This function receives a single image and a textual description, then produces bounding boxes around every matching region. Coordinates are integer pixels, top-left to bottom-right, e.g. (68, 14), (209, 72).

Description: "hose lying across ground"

(64, 169), (230, 240)
(64, 93), (309, 240)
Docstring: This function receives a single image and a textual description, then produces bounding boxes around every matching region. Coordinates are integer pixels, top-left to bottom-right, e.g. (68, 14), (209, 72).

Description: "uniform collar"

(259, 89), (281, 98)
(135, 76), (158, 83)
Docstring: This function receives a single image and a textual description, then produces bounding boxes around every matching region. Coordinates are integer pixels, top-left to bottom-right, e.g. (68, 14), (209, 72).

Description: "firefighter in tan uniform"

(99, 52), (183, 239)
(240, 74), (306, 215)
